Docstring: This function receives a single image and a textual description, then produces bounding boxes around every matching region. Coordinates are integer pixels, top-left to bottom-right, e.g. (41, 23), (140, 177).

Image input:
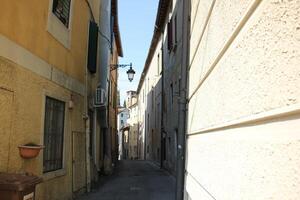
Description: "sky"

(118, 0), (159, 104)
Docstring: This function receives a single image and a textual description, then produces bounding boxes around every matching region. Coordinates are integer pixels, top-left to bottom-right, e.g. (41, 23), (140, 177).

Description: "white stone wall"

(137, 38), (162, 161)
(128, 105), (138, 159)
(117, 108), (129, 160)
(185, 0), (300, 199)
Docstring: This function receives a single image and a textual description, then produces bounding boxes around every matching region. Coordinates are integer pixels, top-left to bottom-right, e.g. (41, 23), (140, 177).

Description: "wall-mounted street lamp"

(110, 63), (136, 82)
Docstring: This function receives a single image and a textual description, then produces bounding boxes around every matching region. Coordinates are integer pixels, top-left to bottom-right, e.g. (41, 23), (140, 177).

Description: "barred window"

(52, 0), (71, 28)
(43, 97), (65, 173)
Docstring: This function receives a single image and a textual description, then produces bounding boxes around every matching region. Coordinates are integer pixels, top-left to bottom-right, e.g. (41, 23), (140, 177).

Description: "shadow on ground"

(76, 160), (175, 200)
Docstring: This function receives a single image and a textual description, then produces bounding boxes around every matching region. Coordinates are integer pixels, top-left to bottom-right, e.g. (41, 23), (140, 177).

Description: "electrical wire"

(85, 0), (112, 50)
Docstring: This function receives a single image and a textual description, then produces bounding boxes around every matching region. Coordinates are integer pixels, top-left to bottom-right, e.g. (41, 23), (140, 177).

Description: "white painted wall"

(117, 108), (129, 160)
(128, 104), (138, 159)
(137, 38), (163, 161)
(185, 0), (300, 199)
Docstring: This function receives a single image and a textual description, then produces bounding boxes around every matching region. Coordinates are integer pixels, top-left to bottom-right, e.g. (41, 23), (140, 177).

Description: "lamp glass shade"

(127, 67), (135, 82)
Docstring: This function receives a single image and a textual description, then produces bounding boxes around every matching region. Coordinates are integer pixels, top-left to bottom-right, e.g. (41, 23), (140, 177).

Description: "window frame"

(43, 96), (66, 173)
(52, 0), (72, 28)
(41, 92), (68, 180)
(167, 18), (174, 51)
(167, 14), (178, 53)
(47, 0), (74, 49)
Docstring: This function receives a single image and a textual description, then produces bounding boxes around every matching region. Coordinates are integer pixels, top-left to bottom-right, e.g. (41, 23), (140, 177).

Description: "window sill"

(43, 168), (67, 181)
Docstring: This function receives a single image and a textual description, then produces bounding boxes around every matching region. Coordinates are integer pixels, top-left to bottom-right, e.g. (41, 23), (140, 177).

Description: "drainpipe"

(175, 0), (190, 199)
(98, 0), (112, 175)
(84, 41), (91, 193)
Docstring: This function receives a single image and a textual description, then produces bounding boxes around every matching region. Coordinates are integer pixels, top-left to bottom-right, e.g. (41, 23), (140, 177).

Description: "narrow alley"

(77, 160), (175, 200)
(0, 0), (299, 200)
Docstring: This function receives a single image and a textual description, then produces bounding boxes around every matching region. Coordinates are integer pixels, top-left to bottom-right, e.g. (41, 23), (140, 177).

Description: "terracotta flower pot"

(18, 144), (45, 159)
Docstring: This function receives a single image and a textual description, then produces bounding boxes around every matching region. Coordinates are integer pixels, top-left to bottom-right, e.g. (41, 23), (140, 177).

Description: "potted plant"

(18, 143), (45, 159)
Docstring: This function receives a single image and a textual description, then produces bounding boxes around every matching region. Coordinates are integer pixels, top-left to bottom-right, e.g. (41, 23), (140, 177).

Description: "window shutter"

(87, 21), (98, 74)
(174, 15), (177, 44)
(111, 16), (115, 54)
(167, 18), (173, 51)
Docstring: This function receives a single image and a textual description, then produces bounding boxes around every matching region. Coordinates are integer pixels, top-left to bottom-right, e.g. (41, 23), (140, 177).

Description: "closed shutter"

(167, 18), (173, 51)
(87, 21), (98, 74)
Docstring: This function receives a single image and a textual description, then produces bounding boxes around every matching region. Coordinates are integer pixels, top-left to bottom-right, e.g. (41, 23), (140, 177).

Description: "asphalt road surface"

(77, 160), (175, 200)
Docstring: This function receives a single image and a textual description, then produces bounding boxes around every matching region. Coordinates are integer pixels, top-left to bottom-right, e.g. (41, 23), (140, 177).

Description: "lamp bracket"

(110, 63), (132, 71)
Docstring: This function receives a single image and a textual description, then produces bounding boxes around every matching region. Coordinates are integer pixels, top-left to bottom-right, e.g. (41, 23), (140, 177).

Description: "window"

(167, 15), (177, 52)
(43, 97), (65, 173)
(110, 16), (115, 54)
(157, 53), (160, 75)
(109, 82), (112, 105)
(134, 146), (137, 153)
(47, 0), (72, 48)
(87, 21), (98, 74)
(170, 83), (174, 107)
(151, 89), (154, 109)
(174, 15), (178, 45)
(52, 0), (71, 27)
(88, 110), (94, 157)
(167, 18), (173, 51)
(113, 87), (117, 109)
(121, 113), (123, 117)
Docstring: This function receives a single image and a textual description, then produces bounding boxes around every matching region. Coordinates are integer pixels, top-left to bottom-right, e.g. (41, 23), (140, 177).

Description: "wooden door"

(0, 89), (13, 171)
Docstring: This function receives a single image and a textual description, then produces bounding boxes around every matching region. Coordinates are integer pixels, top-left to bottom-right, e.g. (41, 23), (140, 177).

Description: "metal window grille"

(52, 0), (71, 27)
(43, 97), (65, 173)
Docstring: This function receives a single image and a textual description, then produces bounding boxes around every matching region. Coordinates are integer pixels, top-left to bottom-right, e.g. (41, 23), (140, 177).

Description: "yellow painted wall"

(0, 88), (13, 172)
(0, 56), (86, 200)
(0, 0), (90, 83)
(0, 0), (100, 199)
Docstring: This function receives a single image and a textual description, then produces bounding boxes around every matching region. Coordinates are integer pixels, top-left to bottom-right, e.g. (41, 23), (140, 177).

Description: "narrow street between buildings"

(77, 160), (175, 200)
(1, 0), (299, 199)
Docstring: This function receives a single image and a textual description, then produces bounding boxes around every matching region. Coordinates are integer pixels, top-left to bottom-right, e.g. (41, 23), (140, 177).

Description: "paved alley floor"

(77, 160), (175, 200)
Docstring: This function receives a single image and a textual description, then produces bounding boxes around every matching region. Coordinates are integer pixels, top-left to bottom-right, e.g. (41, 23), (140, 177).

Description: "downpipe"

(175, 0), (191, 199)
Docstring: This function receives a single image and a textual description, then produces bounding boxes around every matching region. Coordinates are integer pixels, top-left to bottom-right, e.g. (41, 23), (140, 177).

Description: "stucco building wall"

(160, 0), (185, 175)
(0, 56), (85, 200)
(128, 104), (138, 160)
(0, 0), (89, 83)
(109, 41), (120, 165)
(137, 37), (163, 163)
(146, 42), (163, 163)
(0, 0), (97, 199)
(185, 0), (300, 199)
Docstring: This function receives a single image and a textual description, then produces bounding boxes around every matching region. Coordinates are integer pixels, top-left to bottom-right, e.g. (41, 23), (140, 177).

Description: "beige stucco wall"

(0, 56), (86, 200)
(0, 0), (109, 199)
(110, 41), (120, 165)
(185, 0), (300, 199)
(0, 0), (89, 83)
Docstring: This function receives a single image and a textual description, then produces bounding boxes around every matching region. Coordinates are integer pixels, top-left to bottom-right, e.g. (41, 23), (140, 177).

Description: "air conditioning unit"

(94, 87), (106, 107)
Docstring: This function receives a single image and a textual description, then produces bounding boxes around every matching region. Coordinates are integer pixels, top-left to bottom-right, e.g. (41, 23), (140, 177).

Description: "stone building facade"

(136, 0), (300, 199)
(0, 0), (122, 199)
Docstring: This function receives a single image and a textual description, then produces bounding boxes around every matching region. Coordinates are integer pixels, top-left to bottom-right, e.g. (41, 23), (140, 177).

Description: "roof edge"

(112, 0), (123, 57)
(136, 0), (170, 94)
